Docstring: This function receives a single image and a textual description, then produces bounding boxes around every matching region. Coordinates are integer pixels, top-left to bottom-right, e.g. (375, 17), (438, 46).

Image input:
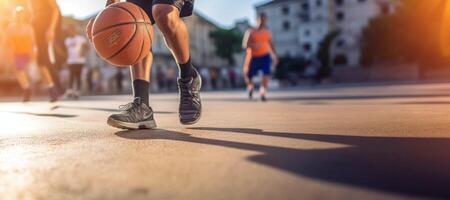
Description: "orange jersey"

(7, 24), (34, 55)
(247, 28), (272, 57)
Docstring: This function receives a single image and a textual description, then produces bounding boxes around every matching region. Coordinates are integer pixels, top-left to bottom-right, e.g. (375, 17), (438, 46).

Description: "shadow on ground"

(1, 111), (77, 118)
(196, 93), (450, 102)
(116, 128), (450, 199)
(50, 105), (176, 114)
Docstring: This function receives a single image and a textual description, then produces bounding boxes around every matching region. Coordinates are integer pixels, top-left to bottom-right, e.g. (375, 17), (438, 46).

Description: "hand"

(243, 64), (250, 75)
(86, 18), (95, 42)
(46, 30), (55, 42)
(272, 56), (279, 66)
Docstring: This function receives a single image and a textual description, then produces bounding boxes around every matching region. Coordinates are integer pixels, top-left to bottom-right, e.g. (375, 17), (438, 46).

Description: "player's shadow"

(1, 111), (77, 118)
(115, 128), (450, 199)
(50, 105), (175, 114)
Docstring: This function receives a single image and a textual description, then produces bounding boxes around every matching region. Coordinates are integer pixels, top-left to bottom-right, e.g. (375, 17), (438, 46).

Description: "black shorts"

(126, 0), (194, 24)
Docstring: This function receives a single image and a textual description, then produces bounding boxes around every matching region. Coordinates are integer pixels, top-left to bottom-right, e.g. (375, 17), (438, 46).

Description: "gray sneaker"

(107, 98), (157, 130)
(178, 69), (202, 125)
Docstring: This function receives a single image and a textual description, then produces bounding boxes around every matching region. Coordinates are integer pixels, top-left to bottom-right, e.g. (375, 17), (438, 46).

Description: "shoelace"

(179, 80), (195, 108)
(119, 102), (139, 113)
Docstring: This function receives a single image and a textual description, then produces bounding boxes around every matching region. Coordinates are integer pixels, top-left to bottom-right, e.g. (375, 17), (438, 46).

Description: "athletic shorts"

(127, 0), (194, 24)
(248, 53), (272, 79)
(14, 54), (32, 71)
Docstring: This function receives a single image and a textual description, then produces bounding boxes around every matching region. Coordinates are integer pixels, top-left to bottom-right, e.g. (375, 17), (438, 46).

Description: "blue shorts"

(248, 54), (272, 79)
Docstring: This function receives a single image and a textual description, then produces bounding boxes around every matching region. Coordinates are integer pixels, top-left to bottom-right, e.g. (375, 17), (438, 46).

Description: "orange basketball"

(91, 2), (153, 67)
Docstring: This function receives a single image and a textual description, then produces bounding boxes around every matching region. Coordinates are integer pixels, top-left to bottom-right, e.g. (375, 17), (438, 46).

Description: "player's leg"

(246, 57), (257, 100)
(13, 55), (32, 102)
(259, 54), (272, 102)
(73, 64), (83, 98)
(34, 30), (59, 102)
(107, 0), (157, 129)
(65, 64), (75, 97)
(107, 54), (157, 130)
(153, 2), (202, 125)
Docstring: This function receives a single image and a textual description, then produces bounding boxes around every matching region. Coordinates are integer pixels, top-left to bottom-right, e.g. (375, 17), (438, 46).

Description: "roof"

(256, 0), (297, 9)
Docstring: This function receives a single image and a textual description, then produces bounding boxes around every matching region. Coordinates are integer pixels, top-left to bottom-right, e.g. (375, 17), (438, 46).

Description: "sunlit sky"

(56, 0), (269, 27)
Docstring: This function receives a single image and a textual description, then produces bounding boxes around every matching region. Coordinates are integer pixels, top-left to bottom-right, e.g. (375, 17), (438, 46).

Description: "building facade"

(256, 0), (397, 67)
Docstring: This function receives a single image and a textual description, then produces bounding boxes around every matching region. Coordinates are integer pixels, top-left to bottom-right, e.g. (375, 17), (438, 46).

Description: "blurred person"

(209, 67), (218, 90)
(6, 6), (34, 102)
(166, 66), (177, 91)
(242, 13), (278, 101)
(91, 0), (202, 129)
(156, 67), (166, 91)
(27, 0), (61, 102)
(200, 67), (209, 89)
(116, 68), (124, 93)
(228, 68), (237, 89)
(64, 26), (88, 99)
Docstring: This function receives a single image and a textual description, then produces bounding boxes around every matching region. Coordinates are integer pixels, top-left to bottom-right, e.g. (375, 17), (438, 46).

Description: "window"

(336, 39), (346, 47)
(335, 0), (344, 6)
(283, 21), (290, 30)
(334, 54), (348, 66)
(302, 3), (309, 10)
(303, 43), (312, 52)
(336, 12), (345, 21)
(316, 0), (322, 7)
(304, 30), (311, 36)
(282, 6), (290, 15)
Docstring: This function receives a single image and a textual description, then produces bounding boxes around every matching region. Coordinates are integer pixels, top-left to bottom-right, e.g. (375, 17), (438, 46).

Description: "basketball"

(91, 2), (153, 67)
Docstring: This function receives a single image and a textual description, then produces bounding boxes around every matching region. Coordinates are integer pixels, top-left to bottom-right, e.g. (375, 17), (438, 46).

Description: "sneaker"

(22, 89), (31, 102)
(49, 87), (59, 103)
(107, 97), (157, 130)
(178, 69), (202, 125)
(248, 88), (254, 100)
(261, 95), (267, 102)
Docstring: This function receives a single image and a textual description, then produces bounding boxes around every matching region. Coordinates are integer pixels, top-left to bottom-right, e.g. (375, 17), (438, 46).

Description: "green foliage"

(361, 0), (449, 68)
(274, 56), (308, 81)
(316, 31), (340, 79)
(209, 28), (243, 65)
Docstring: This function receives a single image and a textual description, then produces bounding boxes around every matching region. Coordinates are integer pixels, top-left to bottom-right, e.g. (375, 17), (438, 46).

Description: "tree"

(316, 31), (340, 81)
(361, 0), (450, 68)
(209, 28), (243, 65)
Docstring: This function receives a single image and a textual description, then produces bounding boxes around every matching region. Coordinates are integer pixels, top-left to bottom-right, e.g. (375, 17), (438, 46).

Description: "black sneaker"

(107, 97), (157, 130)
(178, 69), (202, 125)
(248, 88), (254, 100)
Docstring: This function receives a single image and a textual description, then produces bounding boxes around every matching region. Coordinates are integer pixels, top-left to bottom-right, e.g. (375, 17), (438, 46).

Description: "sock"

(178, 57), (196, 79)
(133, 79), (149, 105)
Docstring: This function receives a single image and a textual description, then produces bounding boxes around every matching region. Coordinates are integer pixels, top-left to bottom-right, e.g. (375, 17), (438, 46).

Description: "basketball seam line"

(134, 26), (146, 64)
(105, 5), (140, 61)
(133, 8), (151, 64)
(93, 22), (152, 36)
(139, 8), (152, 45)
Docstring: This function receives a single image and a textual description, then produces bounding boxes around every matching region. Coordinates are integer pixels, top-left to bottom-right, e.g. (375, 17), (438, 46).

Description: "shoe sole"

(107, 118), (157, 130)
(180, 110), (202, 125)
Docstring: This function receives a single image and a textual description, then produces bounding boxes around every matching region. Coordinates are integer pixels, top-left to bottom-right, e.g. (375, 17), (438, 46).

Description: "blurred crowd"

(0, 0), (247, 101)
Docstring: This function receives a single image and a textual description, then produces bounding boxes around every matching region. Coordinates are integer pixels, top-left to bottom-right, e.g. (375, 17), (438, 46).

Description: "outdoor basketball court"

(1, 83), (450, 200)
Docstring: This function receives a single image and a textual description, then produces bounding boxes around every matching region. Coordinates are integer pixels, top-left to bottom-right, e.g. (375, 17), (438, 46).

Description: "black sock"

(178, 57), (196, 79)
(133, 79), (149, 105)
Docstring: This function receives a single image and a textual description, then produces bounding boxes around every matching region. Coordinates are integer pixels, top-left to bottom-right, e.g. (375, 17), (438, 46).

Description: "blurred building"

(256, 0), (397, 67)
(66, 10), (229, 93)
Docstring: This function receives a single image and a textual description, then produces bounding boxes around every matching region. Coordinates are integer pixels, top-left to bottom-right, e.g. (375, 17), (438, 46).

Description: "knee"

(152, 5), (179, 33)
